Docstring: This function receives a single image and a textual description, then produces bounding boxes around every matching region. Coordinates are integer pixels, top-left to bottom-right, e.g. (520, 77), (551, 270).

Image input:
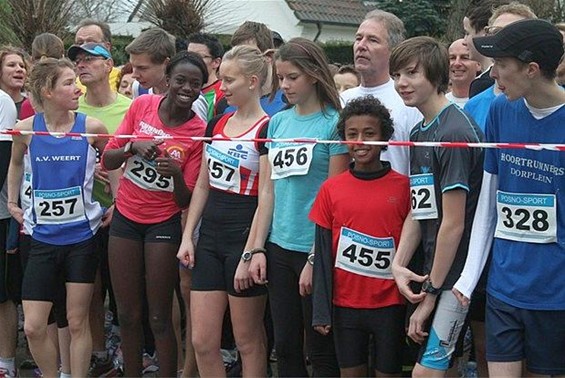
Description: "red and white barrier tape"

(1, 129), (565, 151)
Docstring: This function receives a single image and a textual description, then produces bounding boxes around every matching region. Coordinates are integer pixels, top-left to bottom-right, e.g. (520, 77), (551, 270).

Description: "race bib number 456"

(269, 143), (314, 180)
(33, 186), (86, 224)
(335, 227), (395, 279)
(495, 191), (557, 244)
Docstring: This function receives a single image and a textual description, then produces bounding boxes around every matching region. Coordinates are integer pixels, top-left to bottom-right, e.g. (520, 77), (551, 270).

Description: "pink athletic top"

(104, 95), (206, 224)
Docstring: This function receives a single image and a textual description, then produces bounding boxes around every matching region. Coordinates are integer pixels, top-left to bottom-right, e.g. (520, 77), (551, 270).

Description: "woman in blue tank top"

(7, 58), (112, 378)
(249, 38), (350, 376)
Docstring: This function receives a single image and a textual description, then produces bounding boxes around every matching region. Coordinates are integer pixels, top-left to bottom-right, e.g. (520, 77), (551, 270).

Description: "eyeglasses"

(484, 26), (503, 36)
(74, 55), (107, 65)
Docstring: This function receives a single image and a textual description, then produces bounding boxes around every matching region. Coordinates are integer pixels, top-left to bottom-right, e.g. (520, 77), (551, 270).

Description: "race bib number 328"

(495, 190), (557, 244)
(335, 227), (395, 279)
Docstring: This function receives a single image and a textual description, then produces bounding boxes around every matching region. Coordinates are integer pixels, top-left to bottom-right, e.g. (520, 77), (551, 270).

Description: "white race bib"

(33, 186), (86, 224)
(495, 190), (557, 244)
(269, 143), (314, 180)
(205, 144), (241, 193)
(335, 227), (395, 279)
(124, 155), (174, 192)
(21, 172), (32, 210)
(410, 173), (438, 220)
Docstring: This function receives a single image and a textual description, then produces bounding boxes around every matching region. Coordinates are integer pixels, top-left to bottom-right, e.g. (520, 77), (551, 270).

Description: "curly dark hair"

(337, 96), (394, 149)
(166, 50), (208, 85)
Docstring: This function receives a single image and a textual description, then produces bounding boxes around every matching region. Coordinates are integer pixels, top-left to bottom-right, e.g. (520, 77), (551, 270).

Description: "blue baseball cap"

(67, 42), (112, 61)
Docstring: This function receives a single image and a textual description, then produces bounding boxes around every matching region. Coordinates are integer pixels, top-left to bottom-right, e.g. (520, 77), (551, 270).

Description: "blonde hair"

(489, 2), (537, 25)
(28, 58), (74, 108)
(223, 45), (269, 88)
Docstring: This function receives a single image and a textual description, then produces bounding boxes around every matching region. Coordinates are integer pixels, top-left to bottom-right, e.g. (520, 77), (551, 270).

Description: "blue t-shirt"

(225, 90), (287, 117)
(485, 95), (565, 310)
(464, 85), (496, 133)
(267, 107), (348, 252)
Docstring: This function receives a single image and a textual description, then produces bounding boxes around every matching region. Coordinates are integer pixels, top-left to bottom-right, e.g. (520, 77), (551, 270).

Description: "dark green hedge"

(95, 33), (353, 67)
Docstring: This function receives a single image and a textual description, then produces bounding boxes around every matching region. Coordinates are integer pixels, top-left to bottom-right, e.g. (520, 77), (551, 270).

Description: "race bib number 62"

(410, 173), (438, 220)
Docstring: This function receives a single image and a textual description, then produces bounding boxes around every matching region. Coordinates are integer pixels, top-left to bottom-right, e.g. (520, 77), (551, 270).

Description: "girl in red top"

(102, 51), (207, 377)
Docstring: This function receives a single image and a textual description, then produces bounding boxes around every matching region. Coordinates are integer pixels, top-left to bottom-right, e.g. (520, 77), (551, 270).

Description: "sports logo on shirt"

(228, 144), (249, 160)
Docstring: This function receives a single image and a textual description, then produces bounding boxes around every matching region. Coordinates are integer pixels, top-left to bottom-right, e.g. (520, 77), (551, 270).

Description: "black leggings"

(267, 242), (339, 377)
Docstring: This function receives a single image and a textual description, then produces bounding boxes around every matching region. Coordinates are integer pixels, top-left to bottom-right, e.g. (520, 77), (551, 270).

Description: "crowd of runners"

(0, 0), (564, 377)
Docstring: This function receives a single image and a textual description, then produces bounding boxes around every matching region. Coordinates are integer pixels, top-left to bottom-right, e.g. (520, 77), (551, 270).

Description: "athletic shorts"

(191, 219), (266, 297)
(417, 290), (468, 371)
(0, 218), (23, 304)
(109, 208), (182, 244)
(22, 236), (99, 302)
(486, 294), (565, 375)
(333, 305), (405, 373)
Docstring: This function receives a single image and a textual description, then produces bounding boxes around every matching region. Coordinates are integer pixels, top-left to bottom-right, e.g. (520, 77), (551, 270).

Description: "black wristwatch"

(422, 278), (441, 295)
(241, 247), (267, 262)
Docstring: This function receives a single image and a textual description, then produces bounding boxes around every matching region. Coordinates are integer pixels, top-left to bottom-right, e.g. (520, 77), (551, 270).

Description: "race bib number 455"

(335, 227), (395, 279)
(410, 173), (438, 220)
(269, 143), (314, 180)
(33, 186), (86, 224)
(495, 191), (557, 244)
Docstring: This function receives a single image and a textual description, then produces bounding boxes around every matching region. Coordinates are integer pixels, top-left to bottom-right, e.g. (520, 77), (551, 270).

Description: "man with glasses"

(68, 42), (128, 377)
(187, 33), (225, 120)
(74, 19), (121, 92)
(462, 0), (511, 97)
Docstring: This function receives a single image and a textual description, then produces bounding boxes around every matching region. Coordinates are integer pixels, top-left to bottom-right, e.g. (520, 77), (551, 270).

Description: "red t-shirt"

(202, 80), (225, 118)
(309, 168), (410, 309)
(19, 98), (35, 120)
(104, 95), (206, 224)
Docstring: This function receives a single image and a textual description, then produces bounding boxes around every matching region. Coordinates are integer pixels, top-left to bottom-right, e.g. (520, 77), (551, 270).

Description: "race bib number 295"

(124, 155), (173, 192)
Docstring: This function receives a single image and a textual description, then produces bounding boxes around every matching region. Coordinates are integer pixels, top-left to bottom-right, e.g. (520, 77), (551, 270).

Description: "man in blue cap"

(68, 41), (127, 377)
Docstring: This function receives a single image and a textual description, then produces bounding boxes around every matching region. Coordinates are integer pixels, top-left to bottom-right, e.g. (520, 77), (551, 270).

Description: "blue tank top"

(24, 112), (103, 245)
